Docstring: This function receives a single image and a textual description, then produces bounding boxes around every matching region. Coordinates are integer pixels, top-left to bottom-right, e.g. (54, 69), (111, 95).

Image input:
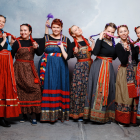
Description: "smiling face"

(105, 26), (116, 39)
(136, 27), (140, 39)
(0, 16), (6, 29)
(71, 25), (83, 38)
(118, 27), (129, 41)
(51, 24), (62, 36)
(20, 25), (31, 40)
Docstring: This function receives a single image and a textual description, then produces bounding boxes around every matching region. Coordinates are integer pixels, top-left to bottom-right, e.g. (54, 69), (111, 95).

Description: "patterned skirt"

(69, 60), (92, 119)
(14, 60), (42, 114)
(0, 50), (21, 118)
(83, 58), (116, 123)
(115, 66), (138, 124)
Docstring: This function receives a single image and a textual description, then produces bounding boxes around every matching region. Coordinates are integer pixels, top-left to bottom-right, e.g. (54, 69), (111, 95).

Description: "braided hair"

(69, 25), (92, 52)
(20, 24), (35, 44)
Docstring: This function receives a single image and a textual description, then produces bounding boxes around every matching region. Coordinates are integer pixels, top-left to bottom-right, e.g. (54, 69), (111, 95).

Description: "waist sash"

(96, 56), (112, 106)
(78, 58), (93, 62)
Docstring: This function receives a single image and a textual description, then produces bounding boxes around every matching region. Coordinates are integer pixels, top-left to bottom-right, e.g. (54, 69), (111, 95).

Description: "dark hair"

(135, 26), (140, 33)
(51, 18), (63, 28)
(20, 23), (32, 33)
(20, 23), (35, 44)
(105, 23), (117, 30)
(0, 15), (6, 23)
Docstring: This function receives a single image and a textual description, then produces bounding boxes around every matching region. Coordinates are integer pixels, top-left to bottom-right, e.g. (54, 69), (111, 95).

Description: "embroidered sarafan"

(38, 34), (70, 122)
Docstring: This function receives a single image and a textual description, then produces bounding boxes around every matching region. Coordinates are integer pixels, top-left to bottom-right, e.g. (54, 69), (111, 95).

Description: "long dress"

(136, 46), (140, 122)
(69, 41), (92, 119)
(84, 38), (116, 123)
(38, 34), (71, 122)
(0, 31), (21, 118)
(115, 42), (139, 124)
(11, 38), (45, 114)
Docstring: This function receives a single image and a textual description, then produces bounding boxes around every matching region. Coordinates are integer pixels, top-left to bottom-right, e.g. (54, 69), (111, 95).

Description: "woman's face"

(0, 17), (6, 30)
(20, 25), (31, 39)
(51, 24), (62, 36)
(71, 26), (83, 37)
(136, 27), (140, 39)
(105, 26), (116, 39)
(118, 27), (129, 40)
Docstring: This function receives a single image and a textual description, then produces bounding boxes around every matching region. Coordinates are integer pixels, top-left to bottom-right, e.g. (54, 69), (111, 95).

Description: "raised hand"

(46, 20), (50, 28)
(33, 41), (38, 49)
(74, 46), (78, 54)
(89, 37), (95, 43)
(99, 31), (106, 40)
(11, 35), (16, 45)
(2, 33), (7, 41)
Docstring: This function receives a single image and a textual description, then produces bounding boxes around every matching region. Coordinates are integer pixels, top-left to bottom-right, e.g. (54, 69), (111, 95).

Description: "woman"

(0, 15), (21, 127)
(84, 23), (117, 123)
(38, 18), (71, 122)
(115, 25), (139, 125)
(69, 25), (94, 121)
(12, 24), (45, 125)
(133, 26), (140, 126)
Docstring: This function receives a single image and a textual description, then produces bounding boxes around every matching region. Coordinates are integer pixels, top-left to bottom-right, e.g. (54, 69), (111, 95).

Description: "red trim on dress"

(42, 89), (70, 95)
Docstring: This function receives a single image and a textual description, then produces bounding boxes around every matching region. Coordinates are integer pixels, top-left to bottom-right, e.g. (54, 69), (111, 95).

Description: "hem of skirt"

(69, 113), (84, 119)
(90, 117), (115, 123)
(40, 119), (69, 122)
(83, 107), (90, 119)
(84, 107), (115, 123)
(40, 111), (69, 122)
(0, 106), (21, 118)
(0, 114), (21, 118)
(21, 106), (41, 114)
(115, 110), (137, 124)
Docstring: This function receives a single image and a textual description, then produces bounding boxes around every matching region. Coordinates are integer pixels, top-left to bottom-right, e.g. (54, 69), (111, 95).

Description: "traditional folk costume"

(0, 29), (21, 118)
(136, 46), (140, 121)
(69, 40), (93, 119)
(115, 41), (139, 124)
(38, 34), (71, 122)
(11, 37), (45, 114)
(84, 38), (116, 123)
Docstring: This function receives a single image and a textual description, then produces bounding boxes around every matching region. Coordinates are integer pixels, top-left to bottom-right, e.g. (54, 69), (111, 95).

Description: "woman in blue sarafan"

(38, 18), (72, 122)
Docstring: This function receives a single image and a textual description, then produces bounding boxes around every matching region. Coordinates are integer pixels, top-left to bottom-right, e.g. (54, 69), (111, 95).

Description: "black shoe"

(0, 119), (11, 127)
(4, 119), (11, 126)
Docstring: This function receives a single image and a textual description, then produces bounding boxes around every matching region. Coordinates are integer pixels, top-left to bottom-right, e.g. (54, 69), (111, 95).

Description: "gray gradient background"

(0, 0), (140, 78)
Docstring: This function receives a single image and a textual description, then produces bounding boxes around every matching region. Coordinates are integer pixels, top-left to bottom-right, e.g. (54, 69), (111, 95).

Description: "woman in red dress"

(0, 15), (21, 127)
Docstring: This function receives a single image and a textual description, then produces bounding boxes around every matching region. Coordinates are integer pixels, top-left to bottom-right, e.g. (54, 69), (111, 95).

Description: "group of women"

(0, 14), (140, 128)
